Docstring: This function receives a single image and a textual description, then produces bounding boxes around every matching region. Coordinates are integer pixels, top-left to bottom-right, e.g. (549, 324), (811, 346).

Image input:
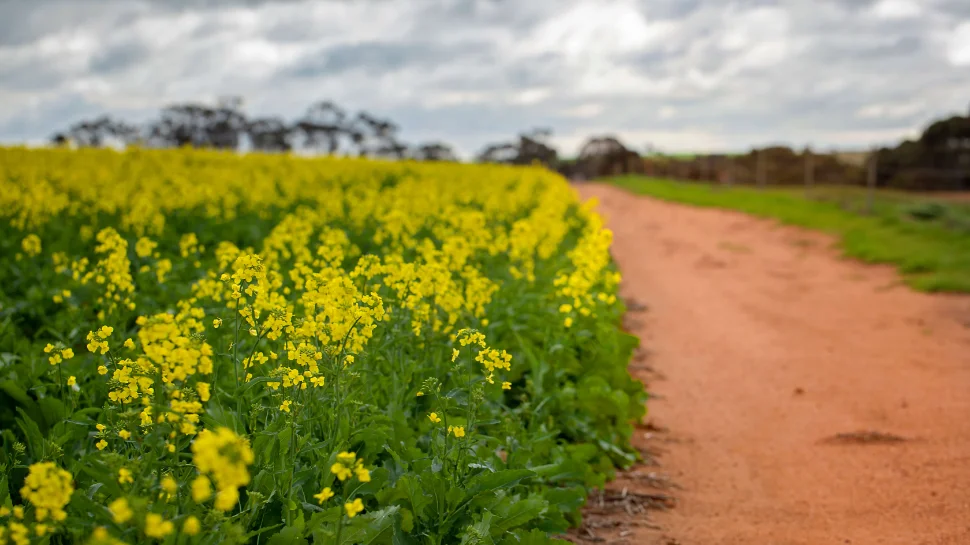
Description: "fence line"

(648, 152), (969, 191)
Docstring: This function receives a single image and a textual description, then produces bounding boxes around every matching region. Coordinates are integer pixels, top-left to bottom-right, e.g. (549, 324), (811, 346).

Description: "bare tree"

(145, 99), (247, 149)
(347, 112), (408, 159)
(292, 100), (349, 154)
(477, 128), (559, 167)
(573, 135), (644, 179)
(51, 116), (140, 147)
(411, 142), (458, 162)
(247, 117), (293, 152)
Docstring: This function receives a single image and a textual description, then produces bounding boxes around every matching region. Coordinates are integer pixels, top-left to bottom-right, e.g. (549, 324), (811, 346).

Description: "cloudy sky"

(1, 0), (969, 157)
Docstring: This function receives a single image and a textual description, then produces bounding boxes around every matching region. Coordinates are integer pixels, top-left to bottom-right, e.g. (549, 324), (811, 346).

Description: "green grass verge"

(607, 176), (970, 293)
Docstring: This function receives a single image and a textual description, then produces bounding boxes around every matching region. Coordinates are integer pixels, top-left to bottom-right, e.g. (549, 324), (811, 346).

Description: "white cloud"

(561, 103), (604, 118)
(509, 88), (552, 105)
(0, 0), (967, 156)
(869, 0), (923, 20)
(528, 0), (672, 59)
(421, 91), (490, 108)
(855, 100), (927, 119)
(719, 7), (791, 51)
(718, 7), (793, 73)
(947, 20), (970, 65)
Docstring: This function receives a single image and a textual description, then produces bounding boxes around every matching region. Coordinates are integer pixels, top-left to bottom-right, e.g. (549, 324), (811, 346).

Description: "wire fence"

(641, 147), (970, 213)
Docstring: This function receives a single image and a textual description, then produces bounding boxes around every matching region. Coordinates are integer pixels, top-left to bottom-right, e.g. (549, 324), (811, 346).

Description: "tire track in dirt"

(574, 183), (970, 545)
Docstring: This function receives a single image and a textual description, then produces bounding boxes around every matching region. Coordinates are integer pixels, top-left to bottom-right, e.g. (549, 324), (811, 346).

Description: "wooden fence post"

(756, 149), (766, 189)
(804, 146), (814, 196)
(866, 148), (878, 214)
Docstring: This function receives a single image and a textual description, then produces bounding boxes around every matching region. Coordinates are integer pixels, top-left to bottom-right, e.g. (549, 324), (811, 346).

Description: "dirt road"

(576, 183), (970, 545)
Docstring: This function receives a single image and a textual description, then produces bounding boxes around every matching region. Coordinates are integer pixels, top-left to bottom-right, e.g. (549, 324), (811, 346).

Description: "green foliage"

(0, 148), (646, 544)
(610, 177), (970, 293)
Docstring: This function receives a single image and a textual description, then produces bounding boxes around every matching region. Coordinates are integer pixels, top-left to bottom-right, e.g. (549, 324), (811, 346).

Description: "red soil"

(575, 183), (970, 545)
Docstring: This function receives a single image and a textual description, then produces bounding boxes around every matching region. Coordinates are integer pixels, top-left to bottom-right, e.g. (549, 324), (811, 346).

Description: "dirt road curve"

(576, 183), (970, 545)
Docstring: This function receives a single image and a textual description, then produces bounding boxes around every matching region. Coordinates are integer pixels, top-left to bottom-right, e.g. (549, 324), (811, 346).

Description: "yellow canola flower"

(191, 476), (212, 502)
(354, 460), (371, 482)
(183, 516), (201, 535)
(6, 521), (28, 545)
(87, 527), (127, 545)
(191, 427), (253, 511)
(0, 147), (624, 535)
(215, 487), (239, 511)
(160, 474), (177, 500)
(331, 451), (370, 482)
(196, 382), (211, 402)
(313, 487), (334, 504)
(344, 498), (364, 518)
(108, 498), (132, 524)
(21, 234), (41, 256)
(135, 237), (157, 258)
(144, 513), (174, 538)
(19, 461), (73, 522)
(330, 462), (353, 481)
(85, 329), (109, 354)
(336, 451), (356, 464)
(448, 425), (466, 438)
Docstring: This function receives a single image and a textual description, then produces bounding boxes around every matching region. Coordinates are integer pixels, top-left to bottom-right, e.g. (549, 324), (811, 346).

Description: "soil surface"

(573, 183), (970, 545)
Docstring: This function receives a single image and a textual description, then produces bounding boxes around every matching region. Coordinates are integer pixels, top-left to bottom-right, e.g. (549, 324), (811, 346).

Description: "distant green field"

(608, 176), (970, 293)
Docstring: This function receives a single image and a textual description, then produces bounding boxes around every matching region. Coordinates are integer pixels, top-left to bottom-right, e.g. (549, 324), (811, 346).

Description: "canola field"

(0, 148), (644, 545)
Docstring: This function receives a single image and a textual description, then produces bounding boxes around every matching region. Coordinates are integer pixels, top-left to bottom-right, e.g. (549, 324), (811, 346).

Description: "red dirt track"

(576, 183), (970, 545)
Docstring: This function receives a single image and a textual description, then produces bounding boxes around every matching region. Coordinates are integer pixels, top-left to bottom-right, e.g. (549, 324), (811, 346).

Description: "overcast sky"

(1, 0), (969, 157)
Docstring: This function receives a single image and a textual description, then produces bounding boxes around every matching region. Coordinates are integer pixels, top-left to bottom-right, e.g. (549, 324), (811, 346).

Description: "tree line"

(48, 97), (650, 180)
(873, 113), (970, 190)
(50, 97), (970, 190)
(646, 111), (970, 191)
(52, 97), (458, 162)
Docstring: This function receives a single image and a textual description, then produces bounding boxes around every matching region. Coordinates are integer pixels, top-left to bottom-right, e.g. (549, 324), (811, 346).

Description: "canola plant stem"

(56, 363), (64, 406)
(285, 408), (297, 524)
(232, 302), (241, 389)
